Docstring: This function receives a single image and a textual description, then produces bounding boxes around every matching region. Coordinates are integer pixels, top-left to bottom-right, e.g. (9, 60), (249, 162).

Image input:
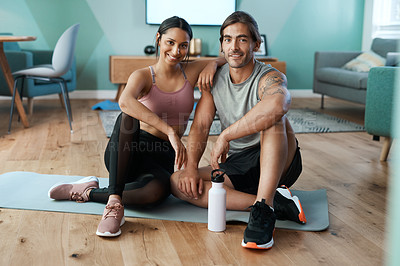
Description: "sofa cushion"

(316, 67), (369, 89)
(342, 51), (385, 72)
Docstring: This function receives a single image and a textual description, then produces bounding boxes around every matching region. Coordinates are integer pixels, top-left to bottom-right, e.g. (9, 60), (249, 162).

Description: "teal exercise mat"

(91, 99), (121, 111)
(0, 172), (329, 231)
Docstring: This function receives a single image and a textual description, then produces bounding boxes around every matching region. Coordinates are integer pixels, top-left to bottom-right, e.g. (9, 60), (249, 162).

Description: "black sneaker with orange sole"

(241, 199), (276, 250)
(274, 185), (307, 224)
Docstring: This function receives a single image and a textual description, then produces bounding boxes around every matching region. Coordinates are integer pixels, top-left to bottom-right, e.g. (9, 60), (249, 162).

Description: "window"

(373, 0), (400, 38)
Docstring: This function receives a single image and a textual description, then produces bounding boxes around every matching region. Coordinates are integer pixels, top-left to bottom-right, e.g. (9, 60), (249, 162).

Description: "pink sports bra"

(139, 65), (194, 126)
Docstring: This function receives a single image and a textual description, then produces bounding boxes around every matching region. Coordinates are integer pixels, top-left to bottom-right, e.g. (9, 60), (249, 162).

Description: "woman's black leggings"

(89, 112), (175, 207)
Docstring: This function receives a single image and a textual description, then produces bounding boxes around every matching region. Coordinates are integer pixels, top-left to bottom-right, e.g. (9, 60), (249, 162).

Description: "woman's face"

(157, 28), (190, 64)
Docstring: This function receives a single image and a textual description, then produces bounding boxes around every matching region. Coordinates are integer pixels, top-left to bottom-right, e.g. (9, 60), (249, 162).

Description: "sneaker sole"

(277, 186), (307, 224)
(241, 238), (274, 250)
(292, 195), (307, 224)
(96, 216), (126, 237)
(48, 176), (99, 198)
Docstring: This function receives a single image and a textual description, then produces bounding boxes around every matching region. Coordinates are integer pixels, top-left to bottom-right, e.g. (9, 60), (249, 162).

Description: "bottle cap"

(211, 169), (225, 183)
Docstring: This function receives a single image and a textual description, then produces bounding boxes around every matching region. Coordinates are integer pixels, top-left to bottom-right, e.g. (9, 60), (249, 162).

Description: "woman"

(48, 16), (224, 237)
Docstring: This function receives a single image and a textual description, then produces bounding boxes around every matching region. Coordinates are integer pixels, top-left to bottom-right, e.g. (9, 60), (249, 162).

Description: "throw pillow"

(342, 51), (385, 72)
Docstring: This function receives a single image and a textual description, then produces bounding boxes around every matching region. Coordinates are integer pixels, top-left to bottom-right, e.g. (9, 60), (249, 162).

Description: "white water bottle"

(208, 169), (226, 232)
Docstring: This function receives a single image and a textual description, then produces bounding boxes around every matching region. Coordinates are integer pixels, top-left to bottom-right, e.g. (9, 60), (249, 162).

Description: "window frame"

(372, 0), (400, 38)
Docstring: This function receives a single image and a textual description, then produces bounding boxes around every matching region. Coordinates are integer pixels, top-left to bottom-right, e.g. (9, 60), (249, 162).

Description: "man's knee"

(261, 116), (286, 135)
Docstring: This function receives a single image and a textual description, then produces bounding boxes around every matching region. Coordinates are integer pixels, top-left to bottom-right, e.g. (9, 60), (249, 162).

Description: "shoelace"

(249, 201), (272, 227)
(69, 187), (94, 203)
(249, 204), (263, 227)
(70, 192), (85, 203)
(103, 203), (123, 220)
(273, 201), (285, 218)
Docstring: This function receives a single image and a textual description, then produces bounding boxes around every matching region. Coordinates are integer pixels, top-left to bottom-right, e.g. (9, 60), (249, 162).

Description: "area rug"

(99, 109), (364, 137)
(0, 172), (329, 231)
(287, 108), (364, 133)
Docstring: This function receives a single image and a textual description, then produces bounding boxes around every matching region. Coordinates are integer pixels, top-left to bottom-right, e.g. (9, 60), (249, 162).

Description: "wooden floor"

(0, 97), (389, 265)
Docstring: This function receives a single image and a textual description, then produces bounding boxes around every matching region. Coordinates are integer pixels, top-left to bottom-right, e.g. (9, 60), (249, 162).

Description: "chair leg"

(27, 97), (34, 115)
(20, 78), (25, 100)
(63, 81), (73, 122)
(8, 77), (21, 134)
(380, 137), (392, 162)
(58, 81), (73, 133)
(58, 93), (67, 111)
(16, 78), (25, 123)
(321, 94), (325, 109)
(373, 135), (380, 141)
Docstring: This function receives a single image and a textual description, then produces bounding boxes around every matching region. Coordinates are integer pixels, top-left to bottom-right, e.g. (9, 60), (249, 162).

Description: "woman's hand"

(197, 61), (218, 92)
(167, 130), (187, 170)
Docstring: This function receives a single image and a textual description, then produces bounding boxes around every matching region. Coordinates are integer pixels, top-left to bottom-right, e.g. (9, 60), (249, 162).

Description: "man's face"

(221, 22), (260, 69)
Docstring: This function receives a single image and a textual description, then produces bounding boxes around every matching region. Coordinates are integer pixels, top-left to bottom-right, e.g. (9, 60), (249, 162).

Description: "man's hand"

(210, 133), (230, 169)
(197, 61), (217, 92)
(177, 167), (204, 199)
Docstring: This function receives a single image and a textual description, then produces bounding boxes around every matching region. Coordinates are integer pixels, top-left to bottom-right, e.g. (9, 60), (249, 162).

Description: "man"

(170, 11), (306, 250)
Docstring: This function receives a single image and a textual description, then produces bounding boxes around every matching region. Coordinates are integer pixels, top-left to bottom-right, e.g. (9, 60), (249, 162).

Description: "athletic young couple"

(48, 11), (306, 250)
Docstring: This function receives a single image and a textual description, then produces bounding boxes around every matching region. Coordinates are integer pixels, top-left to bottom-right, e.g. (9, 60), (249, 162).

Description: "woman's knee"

(170, 171), (181, 196)
(120, 112), (139, 134)
(122, 177), (170, 206)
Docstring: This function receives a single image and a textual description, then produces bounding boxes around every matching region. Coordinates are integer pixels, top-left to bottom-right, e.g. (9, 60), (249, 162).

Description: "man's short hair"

(219, 11), (261, 45)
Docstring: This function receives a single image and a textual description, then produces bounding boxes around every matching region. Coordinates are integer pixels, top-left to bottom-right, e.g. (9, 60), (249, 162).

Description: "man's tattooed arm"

(258, 70), (291, 104)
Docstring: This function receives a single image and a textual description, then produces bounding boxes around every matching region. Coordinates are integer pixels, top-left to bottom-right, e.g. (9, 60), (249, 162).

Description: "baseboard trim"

(0, 89), (319, 100)
(0, 90), (117, 100)
(69, 90), (117, 99)
(289, 89), (320, 98)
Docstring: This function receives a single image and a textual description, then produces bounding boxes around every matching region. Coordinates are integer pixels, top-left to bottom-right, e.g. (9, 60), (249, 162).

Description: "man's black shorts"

(219, 140), (302, 195)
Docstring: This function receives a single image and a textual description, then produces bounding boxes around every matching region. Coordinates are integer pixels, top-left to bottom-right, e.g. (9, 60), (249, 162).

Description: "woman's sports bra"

(139, 65), (194, 126)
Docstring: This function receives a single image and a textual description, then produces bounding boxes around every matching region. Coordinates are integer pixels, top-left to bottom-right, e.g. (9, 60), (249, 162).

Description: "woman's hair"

(219, 11), (261, 45)
(155, 16), (193, 61)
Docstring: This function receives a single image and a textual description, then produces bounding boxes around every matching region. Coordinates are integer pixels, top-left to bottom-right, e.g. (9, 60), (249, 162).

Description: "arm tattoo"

(258, 74), (287, 100)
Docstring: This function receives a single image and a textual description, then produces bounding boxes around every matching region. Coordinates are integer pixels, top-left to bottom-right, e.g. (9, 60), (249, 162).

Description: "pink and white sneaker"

(48, 176), (99, 202)
(96, 198), (125, 237)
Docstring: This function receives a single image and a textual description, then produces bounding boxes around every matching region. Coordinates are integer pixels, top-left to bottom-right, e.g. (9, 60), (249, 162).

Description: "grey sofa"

(313, 38), (399, 108)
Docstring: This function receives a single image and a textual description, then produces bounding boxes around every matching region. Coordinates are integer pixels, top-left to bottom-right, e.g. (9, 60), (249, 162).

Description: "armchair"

(0, 32), (76, 115)
(364, 66), (399, 161)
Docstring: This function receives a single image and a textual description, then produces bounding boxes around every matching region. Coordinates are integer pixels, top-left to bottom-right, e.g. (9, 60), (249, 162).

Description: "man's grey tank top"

(211, 60), (275, 155)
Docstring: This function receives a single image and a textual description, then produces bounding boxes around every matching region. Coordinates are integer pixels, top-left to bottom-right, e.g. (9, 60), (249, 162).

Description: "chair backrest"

(0, 33), (21, 51)
(52, 24), (80, 76)
(371, 38), (400, 58)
